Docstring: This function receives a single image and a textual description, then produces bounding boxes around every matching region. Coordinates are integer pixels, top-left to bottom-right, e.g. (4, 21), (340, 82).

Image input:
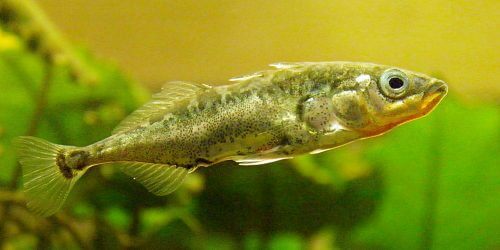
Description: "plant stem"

(124, 206), (142, 250)
(3, 0), (98, 84)
(0, 189), (89, 249)
(52, 214), (90, 250)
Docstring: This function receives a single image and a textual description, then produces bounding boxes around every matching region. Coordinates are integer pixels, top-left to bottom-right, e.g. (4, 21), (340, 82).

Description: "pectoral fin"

(120, 162), (188, 196)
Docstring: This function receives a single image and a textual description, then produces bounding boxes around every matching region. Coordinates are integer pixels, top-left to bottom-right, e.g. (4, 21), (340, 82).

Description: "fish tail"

(13, 136), (88, 216)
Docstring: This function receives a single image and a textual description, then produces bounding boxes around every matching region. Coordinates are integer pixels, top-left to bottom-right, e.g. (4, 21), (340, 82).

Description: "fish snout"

(421, 80), (448, 111)
(425, 80), (448, 97)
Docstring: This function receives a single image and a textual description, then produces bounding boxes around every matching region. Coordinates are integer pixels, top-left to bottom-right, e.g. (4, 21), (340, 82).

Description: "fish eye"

(379, 69), (409, 98)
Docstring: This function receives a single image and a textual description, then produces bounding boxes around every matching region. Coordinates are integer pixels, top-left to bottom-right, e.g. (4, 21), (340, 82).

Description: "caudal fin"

(14, 136), (86, 216)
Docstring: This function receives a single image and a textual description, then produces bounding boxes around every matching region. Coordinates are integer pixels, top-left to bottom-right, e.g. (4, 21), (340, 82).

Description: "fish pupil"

(389, 77), (404, 89)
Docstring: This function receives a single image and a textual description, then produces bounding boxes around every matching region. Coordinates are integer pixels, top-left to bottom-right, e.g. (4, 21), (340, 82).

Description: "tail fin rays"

(14, 136), (85, 216)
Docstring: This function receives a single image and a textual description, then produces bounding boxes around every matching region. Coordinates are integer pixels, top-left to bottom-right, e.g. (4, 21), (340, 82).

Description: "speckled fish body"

(88, 66), (357, 168)
(14, 62), (448, 216)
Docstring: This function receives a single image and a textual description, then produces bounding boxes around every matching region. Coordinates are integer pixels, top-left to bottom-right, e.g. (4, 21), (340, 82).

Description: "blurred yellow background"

(1, 1), (498, 249)
(39, 0), (499, 102)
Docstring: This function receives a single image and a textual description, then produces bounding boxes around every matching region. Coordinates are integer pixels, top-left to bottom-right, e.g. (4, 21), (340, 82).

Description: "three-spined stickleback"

(14, 62), (448, 216)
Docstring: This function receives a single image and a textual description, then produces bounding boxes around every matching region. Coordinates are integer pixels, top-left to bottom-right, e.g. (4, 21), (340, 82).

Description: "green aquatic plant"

(0, 1), (197, 248)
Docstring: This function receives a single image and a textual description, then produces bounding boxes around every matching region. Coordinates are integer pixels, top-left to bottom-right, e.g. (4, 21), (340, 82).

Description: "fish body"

(14, 62), (448, 216)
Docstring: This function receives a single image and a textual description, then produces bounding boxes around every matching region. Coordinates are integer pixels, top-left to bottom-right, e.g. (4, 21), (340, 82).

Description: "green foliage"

(0, 46), (147, 184)
(268, 232), (304, 250)
(353, 97), (500, 249)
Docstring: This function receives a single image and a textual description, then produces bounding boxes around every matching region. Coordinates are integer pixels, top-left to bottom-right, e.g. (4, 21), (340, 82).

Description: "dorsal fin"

(229, 71), (264, 82)
(113, 81), (211, 134)
(120, 162), (188, 196)
(269, 62), (306, 69)
(228, 63), (309, 84)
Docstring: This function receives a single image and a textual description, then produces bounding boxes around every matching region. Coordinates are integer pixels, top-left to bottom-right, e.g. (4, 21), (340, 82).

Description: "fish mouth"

(421, 80), (448, 113)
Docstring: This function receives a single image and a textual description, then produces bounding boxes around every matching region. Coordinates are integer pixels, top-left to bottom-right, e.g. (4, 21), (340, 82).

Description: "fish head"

(330, 64), (448, 137)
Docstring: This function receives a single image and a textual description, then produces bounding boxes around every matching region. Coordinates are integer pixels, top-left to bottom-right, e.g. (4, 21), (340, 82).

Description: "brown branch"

(51, 214), (91, 250)
(0, 189), (90, 249)
(123, 206), (142, 250)
(2, 0), (99, 84)
(0, 189), (24, 204)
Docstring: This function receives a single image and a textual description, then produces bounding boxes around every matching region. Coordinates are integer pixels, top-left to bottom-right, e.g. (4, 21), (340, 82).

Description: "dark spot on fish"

(280, 136), (291, 146)
(56, 153), (65, 169)
(195, 158), (212, 165)
(60, 166), (73, 179)
(69, 150), (89, 170)
(56, 154), (73, 179)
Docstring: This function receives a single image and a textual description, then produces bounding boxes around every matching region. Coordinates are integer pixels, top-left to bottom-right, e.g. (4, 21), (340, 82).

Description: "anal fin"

(120, 162), (188, 196)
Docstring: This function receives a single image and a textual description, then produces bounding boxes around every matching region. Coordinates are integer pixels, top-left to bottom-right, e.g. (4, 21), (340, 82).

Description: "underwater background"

(0, 0), (498, 249)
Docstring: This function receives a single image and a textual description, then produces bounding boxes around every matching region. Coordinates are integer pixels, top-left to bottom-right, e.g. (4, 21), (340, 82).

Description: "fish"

(14, 61), (448, 216)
